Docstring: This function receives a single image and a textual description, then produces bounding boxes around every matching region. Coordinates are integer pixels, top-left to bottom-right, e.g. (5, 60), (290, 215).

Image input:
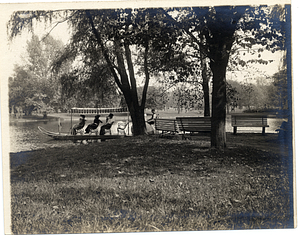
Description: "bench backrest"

(155, 119), (178, 132)
(176, 117), (211, 132)
(231, 115), (268, 127)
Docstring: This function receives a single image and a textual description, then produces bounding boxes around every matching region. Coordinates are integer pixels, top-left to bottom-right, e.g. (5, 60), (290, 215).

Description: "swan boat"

(38, 126), (124, 141)
(38, 107), (130, 141)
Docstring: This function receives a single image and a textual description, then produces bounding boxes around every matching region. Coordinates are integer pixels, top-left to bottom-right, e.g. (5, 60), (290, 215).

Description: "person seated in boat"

(71, 115), (86, 135)
(85, 114), (102, 134)
(100, 113), (115, 135)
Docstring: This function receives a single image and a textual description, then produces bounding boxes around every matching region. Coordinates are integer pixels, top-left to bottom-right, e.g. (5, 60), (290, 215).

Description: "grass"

(10, 134), (293, 234)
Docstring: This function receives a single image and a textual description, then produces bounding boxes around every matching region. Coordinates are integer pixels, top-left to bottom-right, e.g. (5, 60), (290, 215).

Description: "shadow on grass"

(10, 133), (294, 233)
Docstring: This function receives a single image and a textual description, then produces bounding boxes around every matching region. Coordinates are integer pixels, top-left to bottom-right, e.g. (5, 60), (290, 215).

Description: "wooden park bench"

(176, 117), (211, 139)
(231, 113), (269, 135)
(155, 119), (178, 136)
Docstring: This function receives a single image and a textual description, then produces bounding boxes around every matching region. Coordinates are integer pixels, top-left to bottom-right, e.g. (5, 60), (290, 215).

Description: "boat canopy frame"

(71, 107), (128, 115)
(70, 107), (130, 134)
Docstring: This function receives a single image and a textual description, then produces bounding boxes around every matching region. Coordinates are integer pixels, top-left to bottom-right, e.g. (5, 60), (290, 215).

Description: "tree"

(9, 34), (64, 115)
(8, 9), (182, 135)
(226, 79), (276, 112)
(53, 22), (122, 110)
(163, 5), (289, 148)
(169, 82), (204, 114)
(137, 86), (168, 110)
(8, 5), (289, 143)
(271, 54), (288, 111)
(241, 82), (255, 110)
(58, 66), (120, 111)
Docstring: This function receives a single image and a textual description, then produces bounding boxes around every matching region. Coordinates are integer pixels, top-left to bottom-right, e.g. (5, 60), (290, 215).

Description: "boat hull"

(38, 126), (124, 141)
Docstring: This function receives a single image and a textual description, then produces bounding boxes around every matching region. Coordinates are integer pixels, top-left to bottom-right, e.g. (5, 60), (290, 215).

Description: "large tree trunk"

(116, 41), (147, 136)
(126, 101), (146, 135)
(123, 41), (147, 135)
(87, 11), (148, 136)
(210, 59), (227, 149)
(120, 86), (147, 136)
(209, 41), (232, 149)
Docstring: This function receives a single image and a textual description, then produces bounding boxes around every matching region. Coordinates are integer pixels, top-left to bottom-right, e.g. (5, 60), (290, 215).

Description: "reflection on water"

(9, 115), (286, 153)
(9, 119), (76, 153)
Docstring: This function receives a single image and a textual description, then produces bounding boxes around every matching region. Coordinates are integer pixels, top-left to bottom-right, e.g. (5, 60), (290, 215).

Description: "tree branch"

(160, 8), (209, 59)
(40, 14), (74, 42)
(141, 41), (150, 109)
(124, 42), (138, 96)
(85, 10), (123, 90)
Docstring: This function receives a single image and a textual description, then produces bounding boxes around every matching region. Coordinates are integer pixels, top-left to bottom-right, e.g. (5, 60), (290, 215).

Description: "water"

(9, 115), (286, 153)
(9, 118), (76, 153)
(9, 115), (134, 153)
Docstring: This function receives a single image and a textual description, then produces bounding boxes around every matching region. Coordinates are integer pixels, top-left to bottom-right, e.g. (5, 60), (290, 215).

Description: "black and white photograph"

(0, 0), (297, 234)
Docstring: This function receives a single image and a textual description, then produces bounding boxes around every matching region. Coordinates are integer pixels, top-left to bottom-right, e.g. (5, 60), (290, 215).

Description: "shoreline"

(9, 109), (286, 121)
(9, 132), (284, 154)
(8, 111), (286, 153)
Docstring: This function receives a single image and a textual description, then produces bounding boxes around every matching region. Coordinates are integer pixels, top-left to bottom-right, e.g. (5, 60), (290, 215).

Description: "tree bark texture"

(209, 39), (233, 149)
(210, 60), (227, 148)
(114, 40), (147, 136)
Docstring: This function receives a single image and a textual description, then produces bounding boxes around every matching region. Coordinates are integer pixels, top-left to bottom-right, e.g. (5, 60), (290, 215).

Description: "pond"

(9, 114), (134, 153)
(10, 118), (76, 153)
(9, 114), (285, 153)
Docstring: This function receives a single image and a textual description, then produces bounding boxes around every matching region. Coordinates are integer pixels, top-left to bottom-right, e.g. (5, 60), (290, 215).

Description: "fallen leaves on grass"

(10, 134), (293, 234)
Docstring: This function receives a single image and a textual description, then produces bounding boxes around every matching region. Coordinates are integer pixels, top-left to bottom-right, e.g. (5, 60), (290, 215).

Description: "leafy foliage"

(269, 69), (288, 110)
(162, 5), (289, 147)
(168, 84), (204, 113)
(9, 35), (64, 115)
(136, 86), (168, 110)
(8, 9), (182, 134)
(7, 5), (289, 140)
(226, 78), (288, 113)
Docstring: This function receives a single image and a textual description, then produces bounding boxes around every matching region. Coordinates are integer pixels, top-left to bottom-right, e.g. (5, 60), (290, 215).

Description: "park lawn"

(10, 134), (293, 234)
